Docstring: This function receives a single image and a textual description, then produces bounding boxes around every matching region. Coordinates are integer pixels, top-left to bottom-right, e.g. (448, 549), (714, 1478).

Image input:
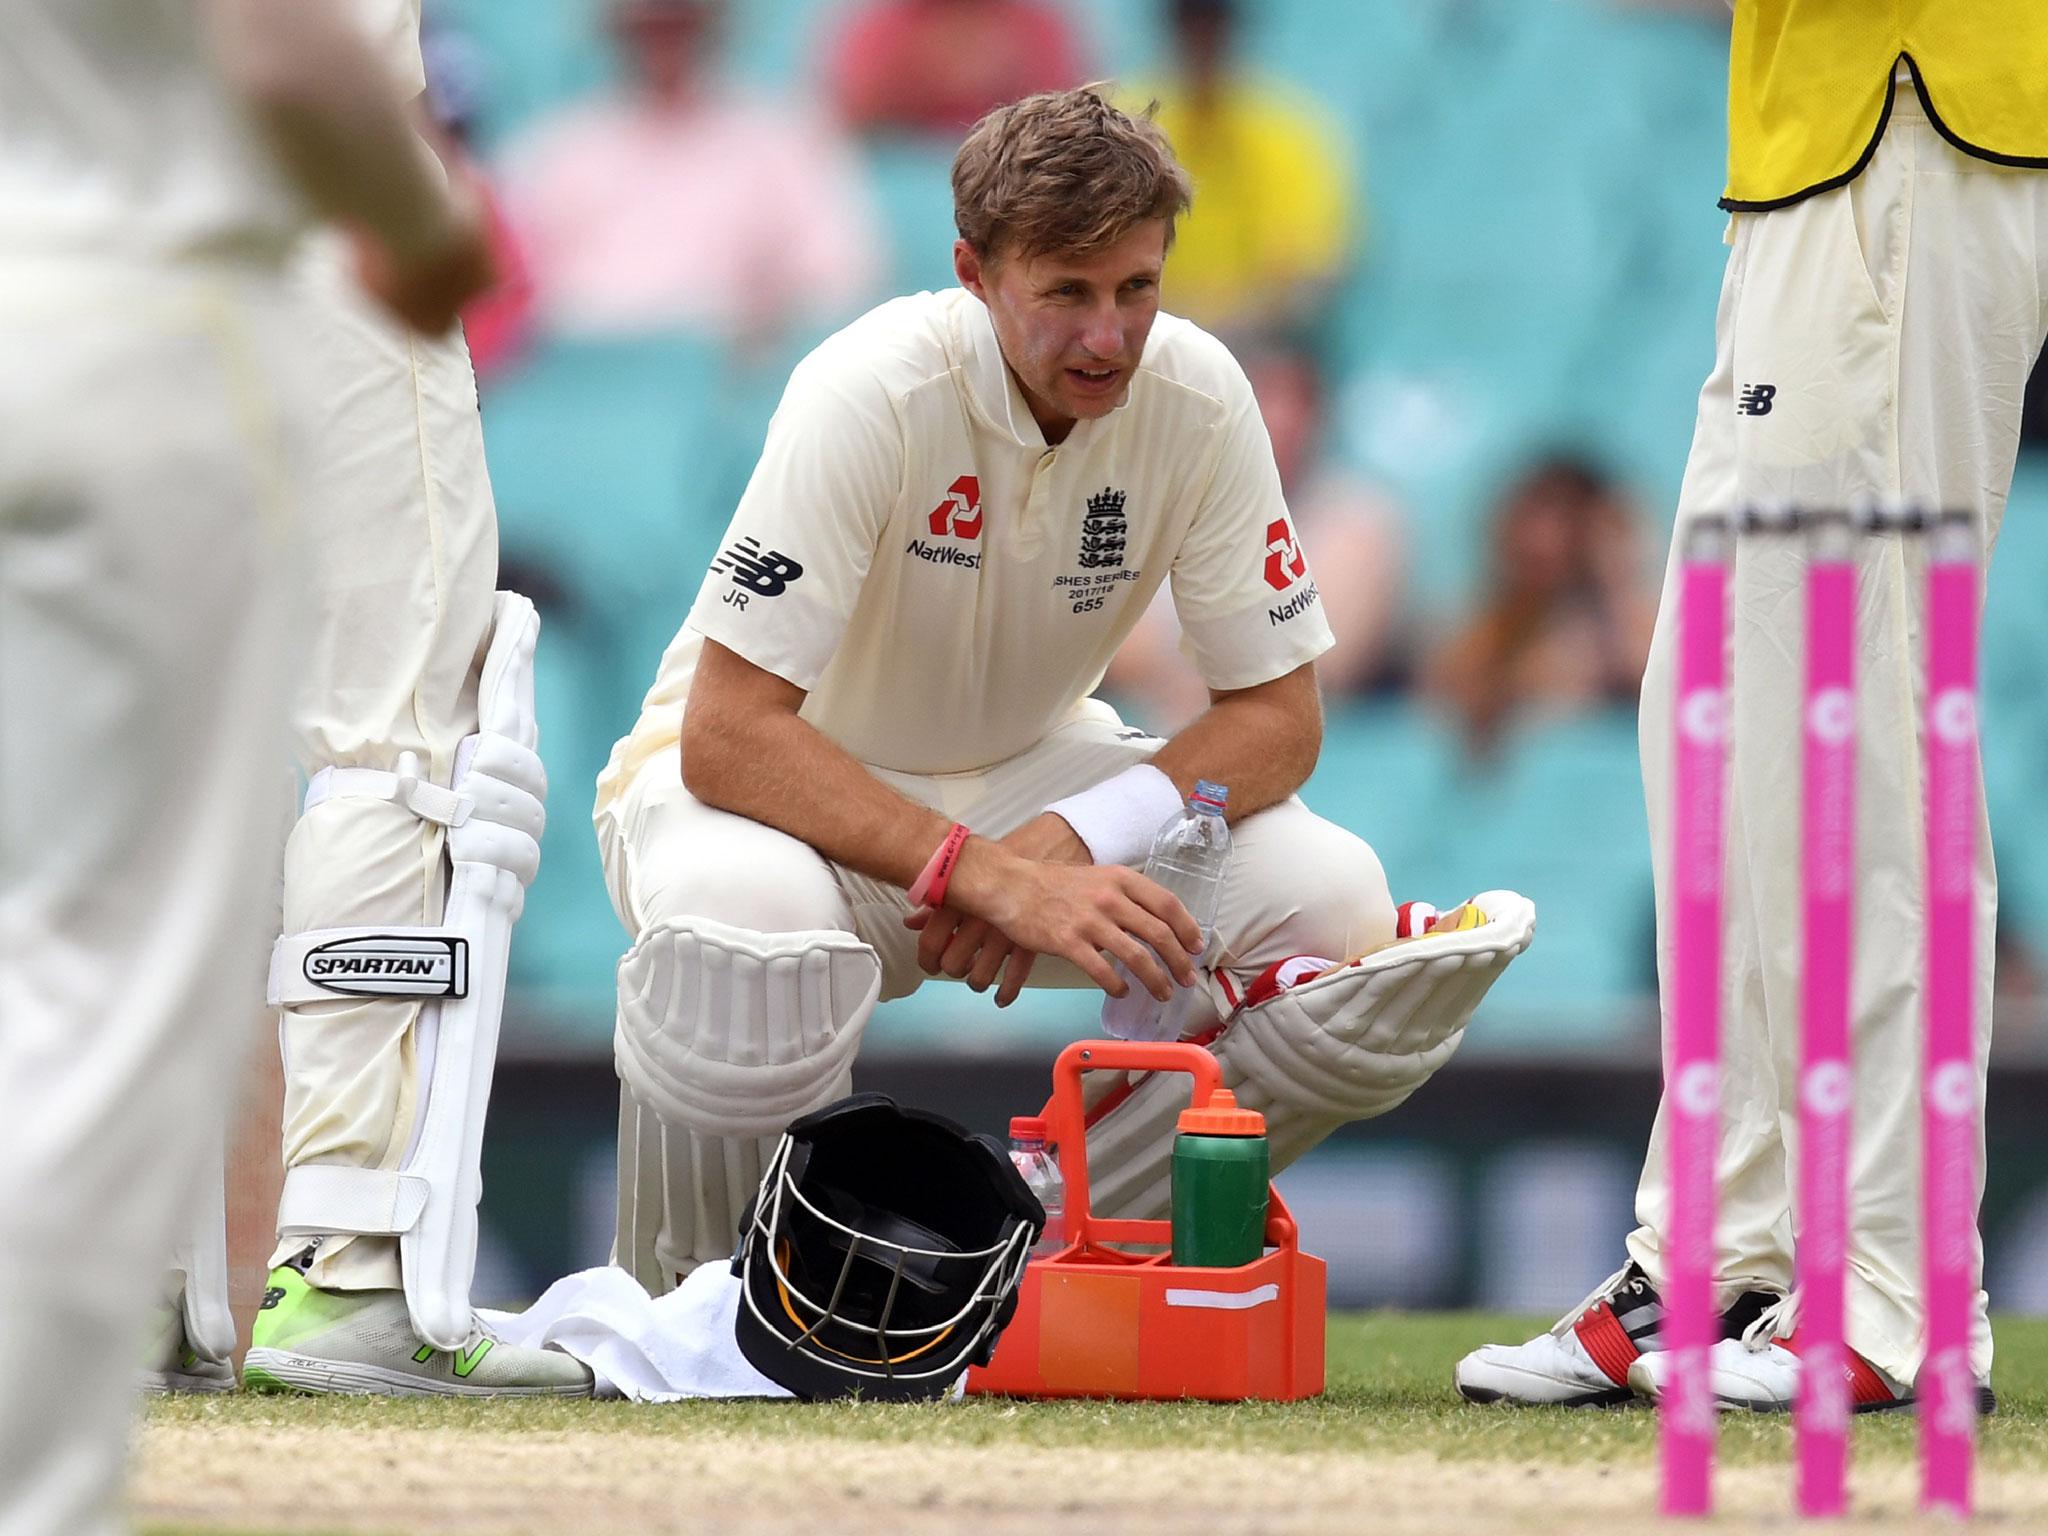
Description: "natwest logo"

(1264, 516), (1307, 591)
(928, 474), (982, 540)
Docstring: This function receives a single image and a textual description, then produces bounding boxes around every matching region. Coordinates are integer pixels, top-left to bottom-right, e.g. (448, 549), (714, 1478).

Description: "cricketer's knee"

(1089, 887), (1538, 1219)
(612, 903), (882, 1291)
(1219, 807), (1399, 983)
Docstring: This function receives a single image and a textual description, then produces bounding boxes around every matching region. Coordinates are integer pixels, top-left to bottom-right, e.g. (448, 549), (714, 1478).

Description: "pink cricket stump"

(1921, 510), (1981, 1516)
(1663, 515), (1729, 1517)
(1796, 514), (1857, 1515)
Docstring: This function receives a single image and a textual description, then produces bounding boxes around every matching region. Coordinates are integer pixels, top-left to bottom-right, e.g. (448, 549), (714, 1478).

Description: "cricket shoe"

(139, 1305), (235, 1394)
(243, 1263), (592, 1397)
(1454, 1262), (1779, 1407)
(1627, 1307), (1998, 1415)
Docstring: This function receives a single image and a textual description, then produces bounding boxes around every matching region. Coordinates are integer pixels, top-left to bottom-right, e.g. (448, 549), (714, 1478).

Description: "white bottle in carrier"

(1100, 779), (1231, 1042)
(1007, 1116), (1065, 1257)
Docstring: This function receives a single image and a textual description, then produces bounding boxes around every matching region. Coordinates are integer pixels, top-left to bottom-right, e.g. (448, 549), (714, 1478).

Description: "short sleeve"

(686, 354), (901, 691)
(1167, 381), (1336, 691)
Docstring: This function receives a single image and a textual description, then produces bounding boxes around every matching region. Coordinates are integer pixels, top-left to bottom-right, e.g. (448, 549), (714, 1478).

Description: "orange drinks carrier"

(966, 1040), (1326, 1401)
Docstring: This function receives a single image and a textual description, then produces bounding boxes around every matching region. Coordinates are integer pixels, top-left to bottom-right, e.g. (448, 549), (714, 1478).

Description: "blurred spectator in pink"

(1422, 455), (1658, 760)
(497, 0), (881, 347)
(1106, 345), (1408, 731)
(826, 0), (1088, 138)
(421, 23), (536, 382)
(1137, 0), (1355, 338)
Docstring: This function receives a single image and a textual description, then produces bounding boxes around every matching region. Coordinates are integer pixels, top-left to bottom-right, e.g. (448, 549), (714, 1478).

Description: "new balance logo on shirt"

(1738, 383), (1777, 416)
(713, 536), (804, 605)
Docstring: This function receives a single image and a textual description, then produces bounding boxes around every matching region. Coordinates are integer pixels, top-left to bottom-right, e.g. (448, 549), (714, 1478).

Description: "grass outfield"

(136, 1312), (2048, 1535)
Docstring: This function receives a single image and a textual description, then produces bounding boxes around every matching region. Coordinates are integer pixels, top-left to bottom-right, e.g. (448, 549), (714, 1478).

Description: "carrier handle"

(1040, 1040), (1228, 1251)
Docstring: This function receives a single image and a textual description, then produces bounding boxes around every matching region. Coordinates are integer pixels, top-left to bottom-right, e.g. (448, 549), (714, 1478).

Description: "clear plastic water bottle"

(1100, 779), (1231, 1042)
(1007, 1116), (1065, 1257)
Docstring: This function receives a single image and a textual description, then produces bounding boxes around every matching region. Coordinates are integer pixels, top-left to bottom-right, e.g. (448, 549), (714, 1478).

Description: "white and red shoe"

(1455, 1262), (1779, 1408)
(1627, 1306), (1996, 1415)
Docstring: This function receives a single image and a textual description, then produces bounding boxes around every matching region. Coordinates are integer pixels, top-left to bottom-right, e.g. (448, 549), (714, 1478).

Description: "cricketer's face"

(955, 220), (1167, 445)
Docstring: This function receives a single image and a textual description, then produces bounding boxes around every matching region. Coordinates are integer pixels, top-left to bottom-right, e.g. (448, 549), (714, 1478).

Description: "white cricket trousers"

(597, 697), (1397, 1282)
(1629, 88), (2048, 1384)
(267, 240), (500, 1292)
(0, 259), (302, 1536)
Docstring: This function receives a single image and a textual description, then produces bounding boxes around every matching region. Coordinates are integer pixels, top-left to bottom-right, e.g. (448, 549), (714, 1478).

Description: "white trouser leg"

(1628, 219), (1798, 1308)
(0, 266), (301, 1536)
(1631, 96), (2048, 1384)
(271, 240), (499, 1294)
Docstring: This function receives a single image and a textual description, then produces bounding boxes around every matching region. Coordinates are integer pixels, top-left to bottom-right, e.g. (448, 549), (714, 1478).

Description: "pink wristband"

(908, 823), (972, 909)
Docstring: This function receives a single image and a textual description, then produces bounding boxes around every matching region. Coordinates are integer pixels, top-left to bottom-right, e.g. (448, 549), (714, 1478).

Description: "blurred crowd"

(424, 0), (2048, 1022)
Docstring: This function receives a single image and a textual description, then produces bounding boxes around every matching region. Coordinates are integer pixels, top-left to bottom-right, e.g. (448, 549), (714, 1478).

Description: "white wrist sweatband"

(1045, 764), (1185, 868)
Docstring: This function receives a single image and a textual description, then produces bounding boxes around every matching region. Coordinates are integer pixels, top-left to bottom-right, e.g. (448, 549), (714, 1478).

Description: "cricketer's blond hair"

(951, 84), (1194, 264)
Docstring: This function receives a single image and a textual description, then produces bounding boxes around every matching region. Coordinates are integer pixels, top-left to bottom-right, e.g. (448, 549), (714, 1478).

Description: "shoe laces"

(1741, 1291), (1797, 1351)
(1550, 1263), (1637, 1337)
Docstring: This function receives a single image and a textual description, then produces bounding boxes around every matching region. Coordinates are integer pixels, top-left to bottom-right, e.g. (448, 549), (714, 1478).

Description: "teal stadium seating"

(1308, 703), (1654, 1046)
(480, 335), (737, 1014)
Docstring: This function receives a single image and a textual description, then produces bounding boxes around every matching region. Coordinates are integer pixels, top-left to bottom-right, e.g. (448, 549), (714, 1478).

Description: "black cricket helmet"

(731, 1093), (1044, 1401)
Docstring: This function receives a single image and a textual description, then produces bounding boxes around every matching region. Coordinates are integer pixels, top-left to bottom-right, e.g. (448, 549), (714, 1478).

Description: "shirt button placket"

(1013, 448), (1056, 560)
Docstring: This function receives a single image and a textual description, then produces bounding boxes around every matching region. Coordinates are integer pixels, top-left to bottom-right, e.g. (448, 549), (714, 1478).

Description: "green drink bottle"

(1170, 1090), (1269, 1268)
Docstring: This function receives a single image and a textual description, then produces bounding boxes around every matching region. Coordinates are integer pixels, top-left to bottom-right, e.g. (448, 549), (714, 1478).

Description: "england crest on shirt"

(1077, 487), (1128, 571)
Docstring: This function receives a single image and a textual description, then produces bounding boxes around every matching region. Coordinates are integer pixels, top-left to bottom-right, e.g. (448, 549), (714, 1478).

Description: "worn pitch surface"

(137, 1314), (2048, 1535)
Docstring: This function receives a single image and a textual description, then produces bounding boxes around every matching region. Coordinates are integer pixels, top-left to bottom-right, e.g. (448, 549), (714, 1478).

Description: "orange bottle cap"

(1009, 1115), (1048, 1141)
(1176, 1089), (1266, 1136)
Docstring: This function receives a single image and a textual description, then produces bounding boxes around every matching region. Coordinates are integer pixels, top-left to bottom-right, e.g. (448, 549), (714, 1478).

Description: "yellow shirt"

(1726, 0), (2048, 210)
(1141, 83), (1353, 331)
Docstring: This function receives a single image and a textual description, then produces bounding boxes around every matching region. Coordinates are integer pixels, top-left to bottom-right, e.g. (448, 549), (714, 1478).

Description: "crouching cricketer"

(594, 84), (1535, 1288)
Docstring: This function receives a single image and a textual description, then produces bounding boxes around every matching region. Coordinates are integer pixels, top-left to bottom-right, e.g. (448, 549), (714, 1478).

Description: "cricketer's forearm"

(1145, 660), (1324, 823)
(681, 641), (964, 894)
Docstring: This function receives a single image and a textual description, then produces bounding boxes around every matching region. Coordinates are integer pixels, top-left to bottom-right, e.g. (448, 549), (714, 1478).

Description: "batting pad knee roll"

(614, 917), (882, 1137)
(1089, 889), (1537, 1219)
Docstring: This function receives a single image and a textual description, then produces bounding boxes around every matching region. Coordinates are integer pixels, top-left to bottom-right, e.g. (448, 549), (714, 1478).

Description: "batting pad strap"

(268, 925), (470, 1005)
(1044, 764), (1183, 868)
(304, 752), (471, 829)
(276, 1164), (430, 1240)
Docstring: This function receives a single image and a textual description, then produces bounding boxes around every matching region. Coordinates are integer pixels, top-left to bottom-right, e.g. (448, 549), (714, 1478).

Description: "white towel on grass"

(480, 1264), (792, 1401)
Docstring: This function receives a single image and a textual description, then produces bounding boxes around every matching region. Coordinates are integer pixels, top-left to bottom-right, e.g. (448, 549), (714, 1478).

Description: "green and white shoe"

(244, 1265), (592, 1398)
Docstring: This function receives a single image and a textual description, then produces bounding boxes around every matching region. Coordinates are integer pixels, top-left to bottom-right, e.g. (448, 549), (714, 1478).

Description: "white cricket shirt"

(600, 287), (1334, 796)
(0, 0), (312, 264)
(0, 0), (421, 266)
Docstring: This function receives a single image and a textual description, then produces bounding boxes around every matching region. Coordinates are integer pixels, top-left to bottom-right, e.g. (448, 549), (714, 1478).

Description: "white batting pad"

(614, 916), (881, 1279)
(1089, 889), (1537, 1219)
(166, 1134), (236, 1367)
(273, 591), (545, 1350)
